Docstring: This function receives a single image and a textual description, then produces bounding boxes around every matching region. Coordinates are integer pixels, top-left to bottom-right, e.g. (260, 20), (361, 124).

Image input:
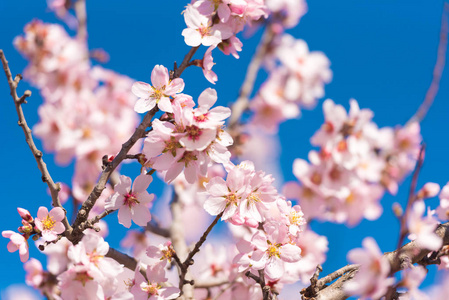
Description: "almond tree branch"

(408, 2), (449, 124)
(228, 25), (275, 129)
(106, 247), (138, 271)
(172, 46), (200, 79)
(72, 43), (200, 243)
(70, 106), (158, 243)
(0, 50), (72, 233)
(74, 0), (88, 42)
(172, 206), (224, 298)
(393, 144), (425, 271)
(302, 222), (449, 300)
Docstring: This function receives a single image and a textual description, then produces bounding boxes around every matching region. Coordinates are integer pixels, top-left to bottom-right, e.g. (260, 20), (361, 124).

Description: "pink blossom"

(105, 174), (154, 228)
(182, 4), (232, 47)
(24, 258), (44, 288)
(58, 264), (105, 300)
(437, 182), (449, 220)
(203, 165), (249, 221)
(202, 45), (218, 84)
(219, 36), (243, 58)
(132, 65), (184, 113)
(344, 237), (394, 299)
(131, 263), (180, 300)
(407, 200), (442, 251)
(399, 266), (429, 300)
(249, 221), (302, 280)
(417, 182), (440, 199)
(2, 230), (29, 262)
(146, 241), (175, 265)
(34, 206), (65, 242)
(17, 208), (33, 222)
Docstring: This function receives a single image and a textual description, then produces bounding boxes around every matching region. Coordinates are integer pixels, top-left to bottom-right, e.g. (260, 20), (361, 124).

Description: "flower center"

(178, 151), (198, 167)
(226, 193), (239, 207)
(75, 271), (93, 286)
(248, 192), (260, 205)
(42, 215), (55, 230)
(124, 192), (139, 208)
(161, 245), (175, 262)
(185, 125), (203, 141)
(141, 282), (161, 295)
(289, 211), (305, 225)
(266, 241), (281, 258)
(194, 113), (208, 122)
(152, 86), (163, 99)
(164, 137), (182, 157)
(199, 26), (211, 37)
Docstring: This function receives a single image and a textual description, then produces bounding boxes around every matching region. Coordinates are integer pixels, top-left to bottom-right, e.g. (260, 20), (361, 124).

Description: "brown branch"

(0, 50), (72, 233)
(393, 144), (425, 270)
(228, 25), (275, 129)
(303, 222), (449, 300)
(106, 247), (138, 271)
(74, 0), (87, 42)
(172, 46), (200, 79)
(245, 270), (275, 300)
(408, 2), (449, 124)
(78, 209), (114, 232)
(194, 278), (230, 289)
(70, 106), (158, 243)
(172, 205), (224, 297)
(146, 221), (170, 238)
(315, 264), (358, 290)
(71, 44), (202, 244)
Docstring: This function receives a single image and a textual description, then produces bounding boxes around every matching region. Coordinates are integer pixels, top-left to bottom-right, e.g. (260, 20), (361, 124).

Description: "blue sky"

(1, 0), (449, 298)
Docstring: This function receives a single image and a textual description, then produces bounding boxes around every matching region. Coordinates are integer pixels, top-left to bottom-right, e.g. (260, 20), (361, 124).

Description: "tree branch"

(106, 247), (138, 271)
(70, 106), (158, 243)
(74, 0), (87, 42)
(408, 2), (449, 124)
(303, 222), (449, 300)
(0, 50), (72, 233)
(228, 25), (275, 129)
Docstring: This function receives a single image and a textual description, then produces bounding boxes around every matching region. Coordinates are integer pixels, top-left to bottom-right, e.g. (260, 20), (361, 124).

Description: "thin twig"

(74, 0), (87, 42)
(393, 144), (426, 272)
(173, 46), (200, 79)
(316, 264), (358, 289)
(194, 278), (230, 289)
(70, 106), (158, 243)
(408, 2), (449, 124)
(228, 25), (275, 129)
(106, 247), (139, 271)
(184, 211), (224, 265)
(0, 50), (72, 233)
(146, 221), (170, 238)
(304, 221), (449, 300)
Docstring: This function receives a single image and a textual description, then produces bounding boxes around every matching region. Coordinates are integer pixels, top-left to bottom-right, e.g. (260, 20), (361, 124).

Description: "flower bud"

(417, 182), (440, 199)
(17, 208), (33, 222)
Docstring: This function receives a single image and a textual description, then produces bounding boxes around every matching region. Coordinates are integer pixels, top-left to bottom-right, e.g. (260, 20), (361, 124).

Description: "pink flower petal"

(203, 196), (227, 216)
(37, 207), (49, 219)
(132, 81), (151, 98)
(132, 205), (151, 226)
(157, 97), (173, 113)
(118, 207), (132, 228)
(151, 65), (169, 89)
(49, 207), (65, 221)
(134, 98), (156, 114)
(132, 174), (153, 193)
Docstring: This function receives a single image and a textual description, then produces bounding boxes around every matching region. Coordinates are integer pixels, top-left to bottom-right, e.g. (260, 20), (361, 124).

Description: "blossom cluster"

(3, 207), (65, 263)
(22, 231), (180, 300)
(133, 67), (233, 184)
(284, 99), (422, 225)
(250, 34), (332, 133)
(14, 20), (139, 210)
